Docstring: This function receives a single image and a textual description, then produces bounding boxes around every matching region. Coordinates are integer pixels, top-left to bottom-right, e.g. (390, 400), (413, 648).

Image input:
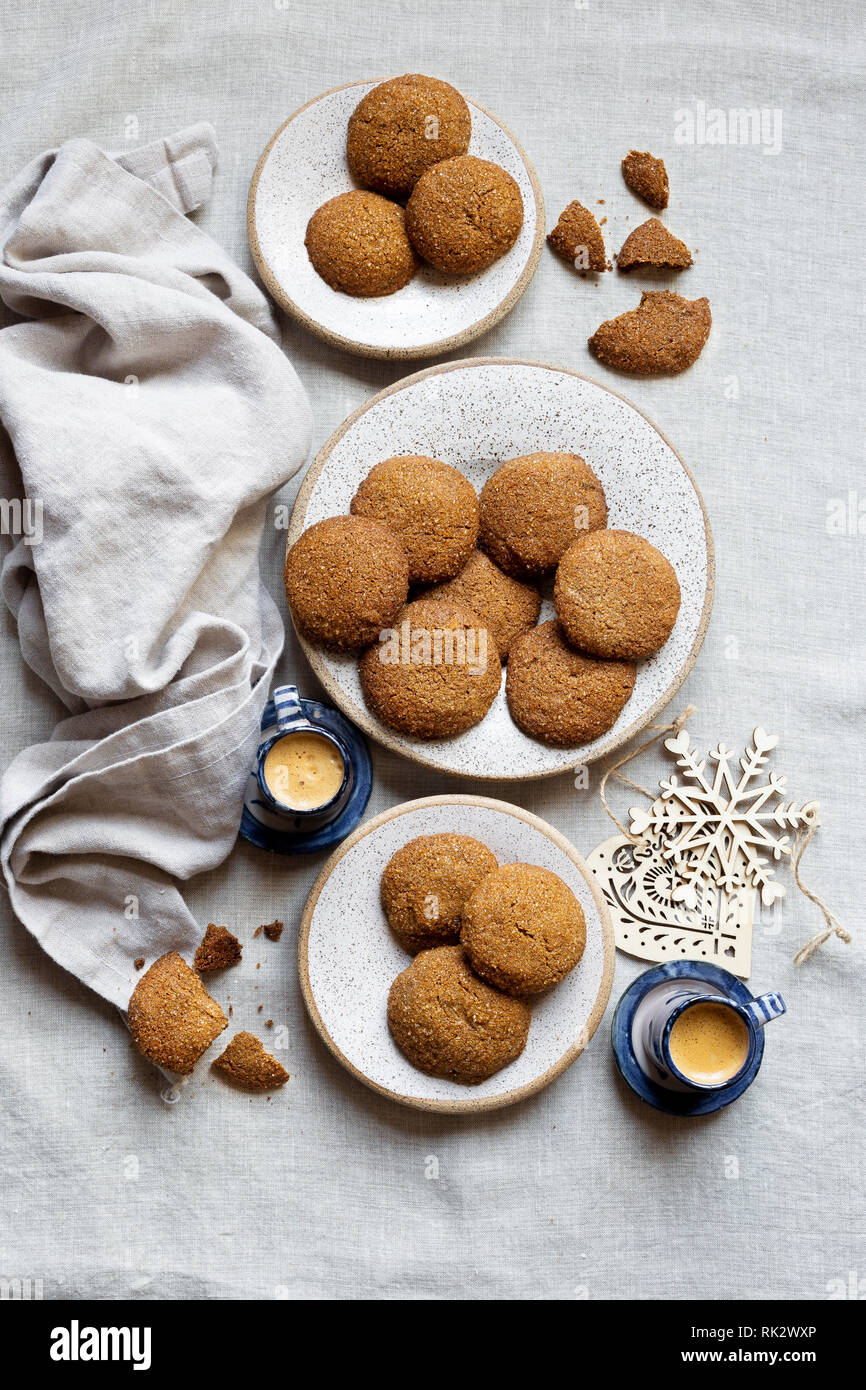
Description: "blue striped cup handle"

(743, 992), (787, 1029)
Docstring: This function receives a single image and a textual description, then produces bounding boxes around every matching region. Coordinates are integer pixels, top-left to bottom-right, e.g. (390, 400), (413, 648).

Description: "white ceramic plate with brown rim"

(247, 79), (544, 359)
(298, 795), (614, 1113)
(286, 357), (715, 781)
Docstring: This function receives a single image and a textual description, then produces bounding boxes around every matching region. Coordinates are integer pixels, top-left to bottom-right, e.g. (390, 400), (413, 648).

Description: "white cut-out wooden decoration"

(586, 831), (756, 978)
(629, 727), (820, 909)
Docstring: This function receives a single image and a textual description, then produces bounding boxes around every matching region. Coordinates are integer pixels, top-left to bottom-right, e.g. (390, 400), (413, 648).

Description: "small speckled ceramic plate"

(298, 795), (615, 1112)
(247, 79), (545, 359)
(287, 358), (715, 780)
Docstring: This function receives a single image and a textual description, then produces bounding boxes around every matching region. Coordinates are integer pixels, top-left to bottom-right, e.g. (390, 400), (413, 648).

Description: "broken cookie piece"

(262, 920), (284, 942)
(617, 217), (692, 270)
(128, 951), (227, 1075)
(194, 923), (242, 971)
(588, 290), (711, 375)
(212, 1031), (289, 1091)
(547, 200), (609, 271)
(621, 150), (669, 209)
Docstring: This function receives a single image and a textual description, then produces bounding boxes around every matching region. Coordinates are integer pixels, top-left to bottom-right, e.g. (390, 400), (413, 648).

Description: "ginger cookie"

(285, 515), (409, 651)
(358, 597), (500, 738)
(347, 74), (471, 199)
(621, 150), (669, 208)
(554, 529), (681, 660)
(505, 620), (636, 746)
(305, 190), (416, 297)
(387, 945), (530, 1083)
(381, 833), (498, 953)
(547, 200), (609, 271)
(461, 863), (586, 995)
(194, 924), (242, 972)
(479, 452), (607, 579)
(128, 951), (227, 1075)
(212, 1031), (289, 1091)
(617, 217), (692, 270)
(588, 290), (711, 374)
(425, 549), (541, 660)
(350, 455), (479, 584)
(406, 155), (523, 275)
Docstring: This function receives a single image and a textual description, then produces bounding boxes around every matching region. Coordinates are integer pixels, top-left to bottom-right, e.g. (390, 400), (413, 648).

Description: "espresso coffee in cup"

(667, 1000), (751, 1087)
(637, 975), (785, 1093)
(255, 684), (356, 830)
(263, 730), (346, 812)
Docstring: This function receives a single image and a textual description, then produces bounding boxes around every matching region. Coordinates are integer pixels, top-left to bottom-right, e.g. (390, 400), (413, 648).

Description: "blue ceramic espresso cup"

(255, 685), (353, 827)
(639, 980), (786, 1093)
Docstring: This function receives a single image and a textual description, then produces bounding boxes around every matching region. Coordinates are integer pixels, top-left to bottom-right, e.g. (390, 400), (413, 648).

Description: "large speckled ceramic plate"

(247, 79), (544, 359)
(287, 358), (715, 781)
(298, 796), (614, 1113)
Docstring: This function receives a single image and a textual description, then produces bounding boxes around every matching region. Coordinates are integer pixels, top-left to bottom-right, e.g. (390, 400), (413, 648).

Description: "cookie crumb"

(262, 920), (284, 942)
(133, 957), (145, 971)
(588, 290), (710, 374)
(617, 217), (691, 270)
(194, 924), (242, 972)
(621, 150), (669, 208)
(212, 1032), (289, 1091)
(547, 200), (609, 272)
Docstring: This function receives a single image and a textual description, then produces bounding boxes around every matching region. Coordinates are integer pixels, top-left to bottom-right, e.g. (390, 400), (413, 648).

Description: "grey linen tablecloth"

(0, 0), (863, 1301)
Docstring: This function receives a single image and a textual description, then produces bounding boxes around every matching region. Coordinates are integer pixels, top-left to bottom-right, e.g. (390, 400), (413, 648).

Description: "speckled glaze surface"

(298, 796), (615, 1112)
(247, 80), (545, 359)
(287, 359), (715, 780)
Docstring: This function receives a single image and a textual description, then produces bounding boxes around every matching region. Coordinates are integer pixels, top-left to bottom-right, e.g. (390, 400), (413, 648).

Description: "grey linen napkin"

(0, 125), (312, 1005)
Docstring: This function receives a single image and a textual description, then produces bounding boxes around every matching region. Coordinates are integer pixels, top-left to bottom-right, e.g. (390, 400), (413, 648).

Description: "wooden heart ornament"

(585, 831), (755, 978)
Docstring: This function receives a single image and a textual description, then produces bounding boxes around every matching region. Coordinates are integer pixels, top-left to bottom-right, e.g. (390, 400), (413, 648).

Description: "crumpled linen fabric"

(0, 122), (312, 1005)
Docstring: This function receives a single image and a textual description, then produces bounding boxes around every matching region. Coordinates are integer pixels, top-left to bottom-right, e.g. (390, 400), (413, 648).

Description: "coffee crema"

(263, 732), (345, 811)
(668, 1001), (750, 1085)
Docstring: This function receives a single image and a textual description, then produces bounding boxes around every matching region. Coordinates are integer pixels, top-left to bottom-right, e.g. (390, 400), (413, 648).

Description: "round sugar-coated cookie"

(381, 833), (498, 953)
(479, 452), (607, 579)
(358, 597), (500, 737)
(461, 862), (586, 996)
(505, 621), (636, 747)
(128, 951), (227, 1075)
(554, 528), (681, 660)
(425, 549), (540, 661)
(350, 455), (478, 584)
(304, 190), (416, 297)
(387, 945), (531, 1083)
(347, 74), (471, 199)
(405, 155), (523, 275)
(284, 515), (409, 650)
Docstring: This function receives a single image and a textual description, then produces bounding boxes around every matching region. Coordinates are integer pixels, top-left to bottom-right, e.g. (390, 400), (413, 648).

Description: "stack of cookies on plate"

(304, 74), (524, 297)
(381, 833), (586, 1084)
(284, 449), (681, 748)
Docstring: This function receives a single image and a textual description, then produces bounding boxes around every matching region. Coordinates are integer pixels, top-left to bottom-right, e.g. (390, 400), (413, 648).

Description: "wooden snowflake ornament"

(629, 727), (821, 909)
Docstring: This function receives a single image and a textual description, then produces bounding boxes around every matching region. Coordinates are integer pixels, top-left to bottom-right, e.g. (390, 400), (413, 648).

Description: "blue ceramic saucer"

(239, 697), (372, 855)
(611, 961), (766, 1117)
